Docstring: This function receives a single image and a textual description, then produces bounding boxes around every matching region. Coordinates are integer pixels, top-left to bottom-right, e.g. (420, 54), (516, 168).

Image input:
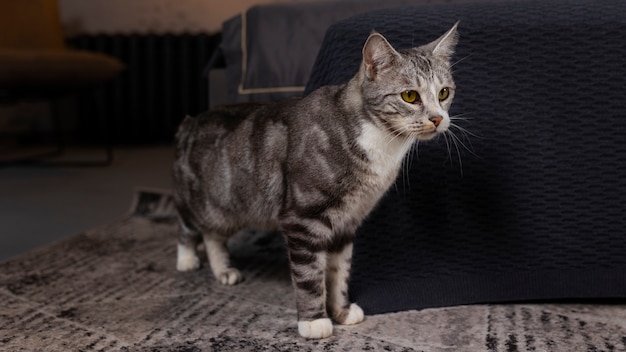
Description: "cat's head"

(359, 22), (459, 141)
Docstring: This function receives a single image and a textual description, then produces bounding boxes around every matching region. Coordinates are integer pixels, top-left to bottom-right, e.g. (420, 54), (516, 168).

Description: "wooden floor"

(0, 146), (173, 261)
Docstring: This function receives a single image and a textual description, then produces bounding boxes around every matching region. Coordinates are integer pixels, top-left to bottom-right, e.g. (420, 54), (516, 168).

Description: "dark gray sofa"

(216, 0), (519, 104)
(306, 0), (626, 314)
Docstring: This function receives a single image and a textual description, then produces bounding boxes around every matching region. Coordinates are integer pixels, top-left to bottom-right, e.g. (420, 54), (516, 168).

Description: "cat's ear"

(362, 32), (401, 80)
(425, 21), (459, 62)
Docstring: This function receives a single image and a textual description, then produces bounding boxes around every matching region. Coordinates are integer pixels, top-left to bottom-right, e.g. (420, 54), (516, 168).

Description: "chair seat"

(0, 48), (124, 91)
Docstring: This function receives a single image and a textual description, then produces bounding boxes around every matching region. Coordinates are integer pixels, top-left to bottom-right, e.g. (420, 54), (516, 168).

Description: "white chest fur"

(358, 121), (414, 188)
(327, 122), (414, 233)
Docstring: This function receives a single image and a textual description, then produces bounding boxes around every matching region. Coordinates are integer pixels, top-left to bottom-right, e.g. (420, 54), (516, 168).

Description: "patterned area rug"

(1, 189), (625, 351)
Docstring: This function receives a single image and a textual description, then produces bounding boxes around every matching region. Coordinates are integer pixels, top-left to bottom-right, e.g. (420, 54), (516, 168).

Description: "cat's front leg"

(327, 242), (364, 325)
(284, 229), (333, 339)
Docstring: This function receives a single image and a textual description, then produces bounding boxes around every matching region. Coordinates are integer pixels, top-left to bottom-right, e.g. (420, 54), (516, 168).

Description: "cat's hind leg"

(176, 220), (202, 272)
(203, 233), (243, 285)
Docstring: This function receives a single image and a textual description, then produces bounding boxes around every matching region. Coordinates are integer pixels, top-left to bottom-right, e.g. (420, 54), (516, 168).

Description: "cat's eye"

(438, 87), (450, 101)
(401, 90), (419, 103)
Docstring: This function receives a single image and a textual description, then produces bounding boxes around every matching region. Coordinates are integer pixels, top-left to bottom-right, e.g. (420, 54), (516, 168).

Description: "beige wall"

(59, 0), (315, 35)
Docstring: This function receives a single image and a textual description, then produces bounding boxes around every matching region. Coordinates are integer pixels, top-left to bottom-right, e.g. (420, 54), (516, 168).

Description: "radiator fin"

(69, 33), (221, 144)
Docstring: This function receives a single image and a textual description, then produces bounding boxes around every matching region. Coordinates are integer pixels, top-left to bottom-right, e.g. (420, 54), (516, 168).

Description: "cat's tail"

(174, 115), (197, 145)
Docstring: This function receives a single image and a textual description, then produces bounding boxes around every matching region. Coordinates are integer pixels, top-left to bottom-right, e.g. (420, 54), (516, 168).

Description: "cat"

(172, 22), (459, 339)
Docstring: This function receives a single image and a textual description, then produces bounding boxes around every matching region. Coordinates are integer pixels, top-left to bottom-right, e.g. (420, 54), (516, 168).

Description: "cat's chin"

(417, 131), (440, 141)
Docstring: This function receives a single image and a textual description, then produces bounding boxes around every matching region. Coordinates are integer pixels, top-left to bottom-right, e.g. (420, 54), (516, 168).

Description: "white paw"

(217, 268), (243, 285)
(341, 303), (364, 325)
(176, 244), (200, 272)
(298, 318), (333, 339)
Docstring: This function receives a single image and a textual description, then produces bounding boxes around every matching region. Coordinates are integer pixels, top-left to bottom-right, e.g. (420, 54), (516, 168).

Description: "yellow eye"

(438, 87), (450, 101)
(401, 90), (419, 103)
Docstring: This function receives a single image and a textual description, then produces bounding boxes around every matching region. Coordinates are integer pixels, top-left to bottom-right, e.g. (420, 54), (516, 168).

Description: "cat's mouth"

(418, 130), (439, 141)
(419, 124), (449, 140)
(396, 120), (448, 140)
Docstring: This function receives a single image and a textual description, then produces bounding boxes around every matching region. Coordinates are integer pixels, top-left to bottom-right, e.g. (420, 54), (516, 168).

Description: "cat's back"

(175, 102), (270, 147)
(173, 101), (292, 231)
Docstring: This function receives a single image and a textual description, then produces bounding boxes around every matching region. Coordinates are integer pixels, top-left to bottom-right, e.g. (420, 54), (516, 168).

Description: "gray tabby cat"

(173, 23), (459, 339)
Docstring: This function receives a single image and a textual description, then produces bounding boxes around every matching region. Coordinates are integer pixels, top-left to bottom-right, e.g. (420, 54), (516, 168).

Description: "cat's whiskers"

(396, 127), (421, 190)
(448, 115), (479, 156)
(440, 114), (477, 177)
(377, 123), (419, 191)
(442, 129), (464, 176)
(402, 134), (419, 189)
(449, 114), (479, 139)
(381, 124), (410, 148)
(450, 54), (472, 74)
(450, 54), (471, 68)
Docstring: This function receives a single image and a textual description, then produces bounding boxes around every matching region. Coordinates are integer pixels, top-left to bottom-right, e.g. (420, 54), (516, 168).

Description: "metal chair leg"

(0, 94), (113, 168)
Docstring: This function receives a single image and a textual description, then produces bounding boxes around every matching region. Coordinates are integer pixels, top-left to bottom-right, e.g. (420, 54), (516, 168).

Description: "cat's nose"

(429, 116), (443, 127)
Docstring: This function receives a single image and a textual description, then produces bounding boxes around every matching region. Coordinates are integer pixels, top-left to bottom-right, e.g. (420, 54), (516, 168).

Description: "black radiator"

(69, 33), (221, 144)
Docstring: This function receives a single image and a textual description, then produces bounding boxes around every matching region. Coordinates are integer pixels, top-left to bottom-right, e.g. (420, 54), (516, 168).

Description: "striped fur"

(172, 23), (459, 339)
